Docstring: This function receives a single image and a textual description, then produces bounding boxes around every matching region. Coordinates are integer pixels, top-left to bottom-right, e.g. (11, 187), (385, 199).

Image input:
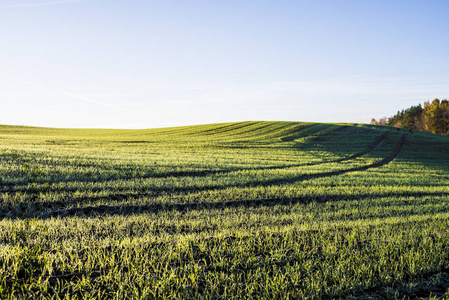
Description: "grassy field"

(1, 121), (449, 299)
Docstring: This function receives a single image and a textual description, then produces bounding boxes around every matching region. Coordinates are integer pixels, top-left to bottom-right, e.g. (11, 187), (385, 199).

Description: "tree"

(401, 104), (423, 129)
(370, 117), (388, 126)
(370, 99), (449, 135)
(440, 100), (449, 134)
(423, 99), (442, 134)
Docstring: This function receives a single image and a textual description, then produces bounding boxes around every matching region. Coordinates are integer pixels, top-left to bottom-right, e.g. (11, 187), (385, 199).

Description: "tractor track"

(25, 134), (409, 219)
(0, 130), (392, 192)
(0, 133), (408, 219)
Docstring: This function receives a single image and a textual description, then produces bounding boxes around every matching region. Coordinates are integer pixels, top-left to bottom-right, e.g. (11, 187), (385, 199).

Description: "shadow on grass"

(0, 130), (393, 193)
(4, 188), (447, 220)
(0, 134), (411, 220)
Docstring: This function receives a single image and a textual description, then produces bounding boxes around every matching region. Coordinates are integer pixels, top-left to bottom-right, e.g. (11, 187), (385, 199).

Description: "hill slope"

(1, 121), (449, 298)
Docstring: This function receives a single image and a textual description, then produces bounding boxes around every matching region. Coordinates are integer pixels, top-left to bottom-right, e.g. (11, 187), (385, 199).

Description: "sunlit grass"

(1, 121), (449, 299)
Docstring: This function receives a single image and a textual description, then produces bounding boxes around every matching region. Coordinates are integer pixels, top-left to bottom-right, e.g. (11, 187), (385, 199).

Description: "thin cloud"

(0, 0), (92, 8)
(64, 92), (121, 110)
(2, 75), (122, 110)
(3, 75), (48, 89)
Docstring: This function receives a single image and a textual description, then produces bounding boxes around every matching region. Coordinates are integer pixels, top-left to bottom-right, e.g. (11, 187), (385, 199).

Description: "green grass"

(1, 121), (449, 299)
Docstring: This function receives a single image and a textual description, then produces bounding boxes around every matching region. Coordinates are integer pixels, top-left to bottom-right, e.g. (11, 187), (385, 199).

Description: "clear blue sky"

(1, 0), (448, 128)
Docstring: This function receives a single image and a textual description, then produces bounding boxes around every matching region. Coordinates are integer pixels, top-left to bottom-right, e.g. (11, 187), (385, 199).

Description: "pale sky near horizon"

(1, 0), (448, 129)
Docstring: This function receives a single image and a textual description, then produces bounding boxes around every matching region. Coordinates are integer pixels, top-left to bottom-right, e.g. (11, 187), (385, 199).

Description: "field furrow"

(0, 121), (448, 299)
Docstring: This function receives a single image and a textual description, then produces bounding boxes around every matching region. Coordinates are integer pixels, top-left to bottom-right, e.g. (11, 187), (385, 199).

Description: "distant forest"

(371, 98), (449, 135)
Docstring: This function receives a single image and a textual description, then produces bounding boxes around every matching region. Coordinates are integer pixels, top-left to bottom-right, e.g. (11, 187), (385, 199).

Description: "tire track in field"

(36, 189), (449, 220)
(0, 130), (391, 192)
(0, 133), (405, 208)
(27, 134), (409, 218)
(254, 133), (407, 186)
(332, 130), (389, 163)
(210, 129), (391, 171)
(4, 188), (448, 220)
(181, 132), (407, 191)
(280, 133), (408, 180)
(148, 132), (407, 193)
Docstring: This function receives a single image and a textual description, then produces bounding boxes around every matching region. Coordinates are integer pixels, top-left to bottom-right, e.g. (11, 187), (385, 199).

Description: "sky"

(1, 0), (448, 129)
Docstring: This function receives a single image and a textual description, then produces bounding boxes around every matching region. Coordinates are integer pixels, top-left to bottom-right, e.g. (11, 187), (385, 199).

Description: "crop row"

(0, 122), (448, 298)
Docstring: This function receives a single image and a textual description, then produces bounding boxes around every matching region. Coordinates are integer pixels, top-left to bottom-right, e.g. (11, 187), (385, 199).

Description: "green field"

(1, 121), (449, 299)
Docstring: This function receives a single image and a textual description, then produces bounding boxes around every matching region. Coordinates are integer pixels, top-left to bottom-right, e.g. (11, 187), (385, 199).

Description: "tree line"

(371, 99), (449, 135)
